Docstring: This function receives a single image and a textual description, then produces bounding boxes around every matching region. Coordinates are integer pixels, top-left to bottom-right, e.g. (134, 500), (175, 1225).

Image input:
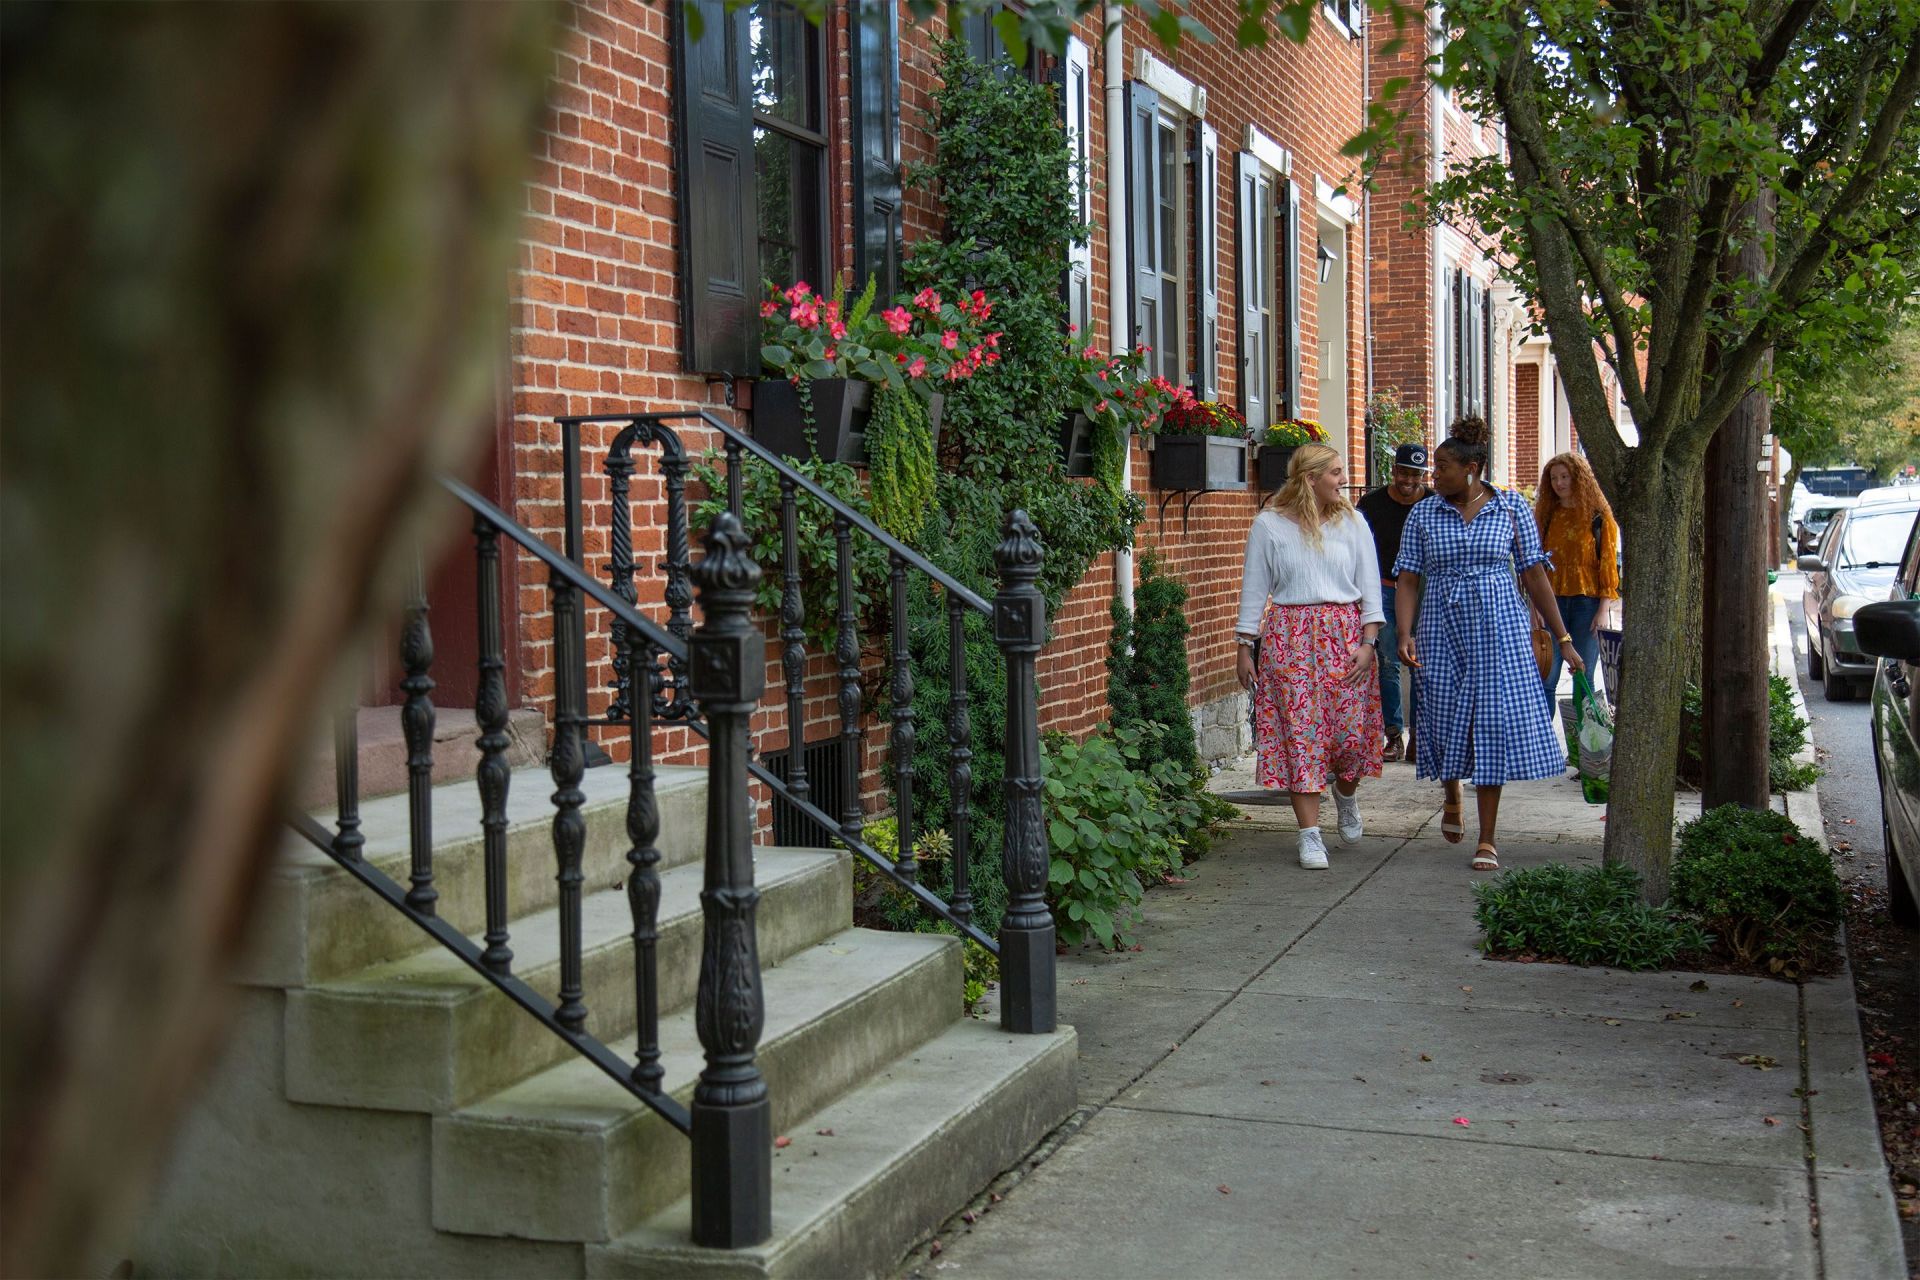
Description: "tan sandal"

(1471, 843), (1500, 871)
(1441, 794), (1465, 844)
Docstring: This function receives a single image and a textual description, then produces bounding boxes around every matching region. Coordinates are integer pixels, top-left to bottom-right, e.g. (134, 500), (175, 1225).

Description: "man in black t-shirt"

(1357, 443), (1433, 760)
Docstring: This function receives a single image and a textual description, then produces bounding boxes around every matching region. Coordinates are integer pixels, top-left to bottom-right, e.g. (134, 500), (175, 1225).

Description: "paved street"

(902, 751), (1904, 1279)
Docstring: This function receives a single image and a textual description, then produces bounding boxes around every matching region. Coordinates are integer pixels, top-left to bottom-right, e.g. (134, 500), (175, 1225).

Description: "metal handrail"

(440, 477), (687, 661)
(556, 409), (994, 615)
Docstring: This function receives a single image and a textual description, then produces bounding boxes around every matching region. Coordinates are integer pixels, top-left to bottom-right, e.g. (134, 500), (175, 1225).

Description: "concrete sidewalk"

(901, 764), (1905, 1280)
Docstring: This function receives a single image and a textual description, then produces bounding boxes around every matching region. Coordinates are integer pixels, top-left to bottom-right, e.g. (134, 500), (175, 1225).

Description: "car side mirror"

(1854, 600), (1920, 664)
(1796, 554), (1828, 573)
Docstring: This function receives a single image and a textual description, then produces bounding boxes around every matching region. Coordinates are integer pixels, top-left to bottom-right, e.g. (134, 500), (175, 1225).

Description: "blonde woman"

(1532, 452), (1620, 700)
(1235, 443), (1385, 869)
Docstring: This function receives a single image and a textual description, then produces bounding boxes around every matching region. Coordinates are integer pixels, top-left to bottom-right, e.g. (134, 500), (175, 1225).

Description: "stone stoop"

(293, 705), (547, 809)
(138, 762), (1079, 1278)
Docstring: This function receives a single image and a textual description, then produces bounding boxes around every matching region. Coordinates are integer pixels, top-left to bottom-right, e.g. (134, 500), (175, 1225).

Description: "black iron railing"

(285, 405), (1057, 1251)
(556, 409), (1055, 996)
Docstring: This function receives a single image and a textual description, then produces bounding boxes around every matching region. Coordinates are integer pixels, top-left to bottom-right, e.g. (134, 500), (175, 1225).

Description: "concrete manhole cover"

(1479, 1071), (1534, 1085)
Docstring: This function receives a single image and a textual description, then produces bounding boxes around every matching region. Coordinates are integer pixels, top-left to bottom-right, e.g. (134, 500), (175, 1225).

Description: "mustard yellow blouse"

(1540, 506), (1621, 599)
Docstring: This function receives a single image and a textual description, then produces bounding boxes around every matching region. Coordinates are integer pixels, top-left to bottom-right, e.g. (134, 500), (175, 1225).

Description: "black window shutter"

(1280, 176), (1302, 421)
(673, 0), (756, 376)
(1127, 82), (1161, 354)
(850, 1), (901, 301)
(1194, 120), (1220, 402)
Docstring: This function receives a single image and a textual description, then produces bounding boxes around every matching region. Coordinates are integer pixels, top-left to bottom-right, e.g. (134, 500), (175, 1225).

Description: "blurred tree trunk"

(0, 5), (558, 1275)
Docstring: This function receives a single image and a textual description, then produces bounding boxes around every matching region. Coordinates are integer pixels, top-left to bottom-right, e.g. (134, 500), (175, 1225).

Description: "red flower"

(829, 320), (848, 340)
(790, 300), (819, 330)
(882, 306), (913, 335)
(941, 329), (960, 350)
(759, 300), (779, 318)
(822, 345), (838, 361)
(914, 287), (942, 311)
(784, 281), (812, 303)
(907, 355), (927, 379)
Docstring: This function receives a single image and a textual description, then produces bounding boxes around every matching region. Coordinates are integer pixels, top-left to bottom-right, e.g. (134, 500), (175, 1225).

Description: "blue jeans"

(1545, 594), (1604, 702)
(1377, 583), (1418, 734)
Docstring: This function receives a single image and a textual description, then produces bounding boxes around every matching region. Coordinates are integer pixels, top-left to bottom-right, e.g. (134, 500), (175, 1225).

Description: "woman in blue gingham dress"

(1390, 418), (1585, 871)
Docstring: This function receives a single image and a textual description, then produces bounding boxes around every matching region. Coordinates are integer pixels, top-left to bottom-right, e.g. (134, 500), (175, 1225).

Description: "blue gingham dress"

(1392, 488), (1566, 786)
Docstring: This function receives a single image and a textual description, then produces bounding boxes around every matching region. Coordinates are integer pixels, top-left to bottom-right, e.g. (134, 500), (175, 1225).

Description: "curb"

(1770, 593), (1908, 1279)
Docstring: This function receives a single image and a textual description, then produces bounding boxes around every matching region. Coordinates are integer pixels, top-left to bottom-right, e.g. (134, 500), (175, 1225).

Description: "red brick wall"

(495, 1), (1371, 793)
(1515, 361), (1540, 486)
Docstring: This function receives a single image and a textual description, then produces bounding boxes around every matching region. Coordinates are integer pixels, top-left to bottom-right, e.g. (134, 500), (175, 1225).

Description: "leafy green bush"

(1107, 551), (1197, 777)
(1677, 675), (1821, 792)
(1671, 805), (1840, 970)
(853, 817), (998, 1014)
(1043, 729), (1180, 948)
(1473, 863), (1712, 970)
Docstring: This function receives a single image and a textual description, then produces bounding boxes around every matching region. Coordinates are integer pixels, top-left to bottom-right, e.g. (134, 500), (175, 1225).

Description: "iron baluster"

(946, 596), (973, 925)
(400, 557), (438, 915)
(834, 515), (864, 841)
(993, 511), (1055, 1034)
(474, 516), (514, 974)
(626, 638), (665, 1093)
(332, 707), (364, 864)
(687, 511), (772, 1248)
(604, 433), (638, 723)
(778, 475), (810, 812)
(889, 554), (915, 884)
(660, 441), (694, 721)
(723, 436), (745, 523)
(550, 567), (590, 1033)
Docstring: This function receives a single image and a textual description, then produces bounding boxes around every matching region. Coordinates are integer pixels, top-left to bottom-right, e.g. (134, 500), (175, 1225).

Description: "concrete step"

(284, 847), (851, 1114)
(243, 762), (707, 989)
(293, 705), (548, 808)
(586, 1020), (1078, 1279)
(433, 928), (962, 1244)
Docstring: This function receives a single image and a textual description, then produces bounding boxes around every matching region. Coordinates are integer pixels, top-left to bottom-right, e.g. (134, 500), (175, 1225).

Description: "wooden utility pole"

(1701, 192), (1775, 810)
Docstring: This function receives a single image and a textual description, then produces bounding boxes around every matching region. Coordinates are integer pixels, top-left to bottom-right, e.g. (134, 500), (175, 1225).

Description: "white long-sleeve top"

(1235, 508), (1386, 638)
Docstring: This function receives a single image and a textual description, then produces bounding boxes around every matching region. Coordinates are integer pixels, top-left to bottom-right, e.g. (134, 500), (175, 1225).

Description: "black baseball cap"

(1394, 443), (1432, 472)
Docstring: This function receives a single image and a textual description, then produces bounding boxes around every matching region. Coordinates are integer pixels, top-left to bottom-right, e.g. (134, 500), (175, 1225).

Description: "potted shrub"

(1058, 342), (1175, 494)
(756, 278), (995, 465)
(1147, 390), (1249, 491)
(1256, 418), (1329, 490)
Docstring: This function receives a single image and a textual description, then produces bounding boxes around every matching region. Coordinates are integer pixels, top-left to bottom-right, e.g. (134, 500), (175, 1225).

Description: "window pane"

(751, 3), (814, 128)
(1158, 121), (1178, 267)
(755, 127), (824, 288)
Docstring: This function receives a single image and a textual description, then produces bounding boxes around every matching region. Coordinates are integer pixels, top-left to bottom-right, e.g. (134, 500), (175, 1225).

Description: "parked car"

(1793, 496), (1855, 556)
(1799, 497), (1920, 699)
(1853, 514), (1920, 928)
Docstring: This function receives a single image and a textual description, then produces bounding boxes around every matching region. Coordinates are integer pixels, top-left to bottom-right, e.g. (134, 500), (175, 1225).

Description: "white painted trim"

(1315, 177), (1357, 226)
(1243, 125), (1291, 176)
(1134, 49), (1206, 118)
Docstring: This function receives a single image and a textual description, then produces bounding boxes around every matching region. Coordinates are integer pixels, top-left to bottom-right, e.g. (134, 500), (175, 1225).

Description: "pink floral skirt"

(1253, 602), (1384, 793)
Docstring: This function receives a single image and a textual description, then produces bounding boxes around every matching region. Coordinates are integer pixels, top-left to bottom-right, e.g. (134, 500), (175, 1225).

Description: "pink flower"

(986, 331), (1001, 348)
(822, 345), (838, 361)
(914, 287), (942, 311)
(941, 330), (959, 350)
(882, 306), (913, 335)
(907, 356), (927, 379)
(784, 281), (812, 303)
(969, 289), (992, 320)
(829, 320), (848, 340)
(790, 301), (819, 330)
(1451, 1117), (1471, 1127)
(823, 300), (840, 322)
(759, 301), (779, 318)
(1097, 370), (1108, 381)
(1084, 345), (1101, 360)
(1068, 323), (1079, 334)
(1095, 399), (1110, 414)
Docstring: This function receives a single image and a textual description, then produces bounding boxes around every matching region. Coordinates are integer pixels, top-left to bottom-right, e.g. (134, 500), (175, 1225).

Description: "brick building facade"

(464, 0), (1395, 791)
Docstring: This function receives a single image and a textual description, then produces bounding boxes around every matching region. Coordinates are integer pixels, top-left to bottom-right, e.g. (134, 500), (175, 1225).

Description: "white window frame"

(1151, 102), (1190, 387)
(1063, 37), (1093, 338)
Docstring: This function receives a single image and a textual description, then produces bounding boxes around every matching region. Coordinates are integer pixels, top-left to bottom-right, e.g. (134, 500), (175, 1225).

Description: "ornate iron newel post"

(687, 511), (772, 1248)
(993, 510), (1055, 1034)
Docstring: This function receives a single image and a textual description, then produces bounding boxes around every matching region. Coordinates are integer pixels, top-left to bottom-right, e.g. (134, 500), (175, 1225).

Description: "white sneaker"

(1298, 827), (1330, 869)
(1333, 787), (1363, 845)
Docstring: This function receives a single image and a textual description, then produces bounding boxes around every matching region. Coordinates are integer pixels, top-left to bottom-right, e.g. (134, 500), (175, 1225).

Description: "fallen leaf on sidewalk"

(774, 1136), (792, 1149)
(1260, 1079), (1274, 1086)
(1460, 985), (1473, 994)
(1217, 1184), (1232, 1195)
(1353, 1075), (1367, 1083)
(1763, 1116), (1779, 1126)
(1071, 978), (1088, 986)
(1836, 841), (1853, 852)
(816, 1128), (835, 1137)
(1732, 999), (1745, 1008)
(1734, 1054), (1777, 1070)
(1451, 1116), (1471, 1127)
(1603, 1018), (1623, 1026)
(929, 1240), (943, 1257)
(1664, 1011), (1697, 1020)
(1419, 1053), (1433, 1062)
(1689, 980), (1709, 992)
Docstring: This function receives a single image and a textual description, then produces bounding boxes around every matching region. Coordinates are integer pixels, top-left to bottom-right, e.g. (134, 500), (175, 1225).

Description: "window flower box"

(1256, 445), (1297, 490)
(754, 380), (943, 465)
(1150, 434), (1248, 491)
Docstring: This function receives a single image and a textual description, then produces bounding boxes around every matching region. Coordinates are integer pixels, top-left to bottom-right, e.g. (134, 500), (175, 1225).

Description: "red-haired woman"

(1533, 452), (1620, 701)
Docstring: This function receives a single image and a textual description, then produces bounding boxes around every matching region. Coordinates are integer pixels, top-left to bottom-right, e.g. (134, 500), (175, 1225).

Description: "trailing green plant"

(1473, 862), (1713, 970)
(866, 384), (935, 544)
(1671, 805), (1841, 972)
(690, 451), (888, 654)
(1366, 388), (1426, 482)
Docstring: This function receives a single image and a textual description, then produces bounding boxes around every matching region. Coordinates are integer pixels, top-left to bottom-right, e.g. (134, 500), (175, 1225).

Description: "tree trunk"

(1605, 452), (1705, 903)
(1701, 193), (1774, 811)
(0, 8), (558, 1276)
